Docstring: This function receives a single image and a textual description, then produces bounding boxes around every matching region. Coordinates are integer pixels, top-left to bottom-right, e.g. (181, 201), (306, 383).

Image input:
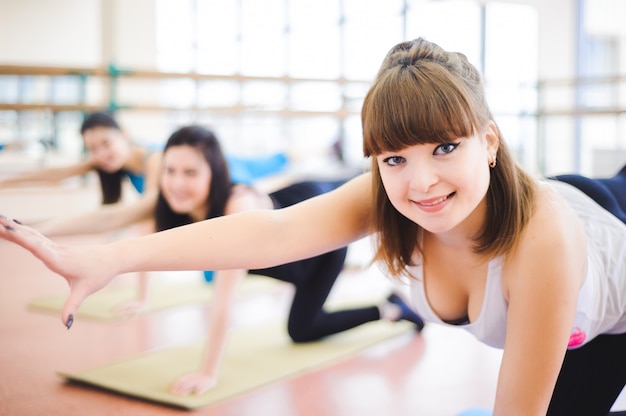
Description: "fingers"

(170, 374), (217, 396)
(61, 288), (88, 330)
(0, 215), (19, 235)
(0, 215), (48, 256)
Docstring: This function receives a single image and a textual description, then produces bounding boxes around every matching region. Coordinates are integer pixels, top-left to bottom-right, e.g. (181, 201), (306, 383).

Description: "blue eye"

(382, 156), (405, 166)
(434, 142), (459, 155)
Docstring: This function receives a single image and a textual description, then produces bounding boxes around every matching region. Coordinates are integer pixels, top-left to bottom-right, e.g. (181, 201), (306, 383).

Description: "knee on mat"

(287, 325), (319, 344)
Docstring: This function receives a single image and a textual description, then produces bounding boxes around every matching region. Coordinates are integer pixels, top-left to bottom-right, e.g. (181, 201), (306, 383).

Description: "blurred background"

(0, 0), (625, 180)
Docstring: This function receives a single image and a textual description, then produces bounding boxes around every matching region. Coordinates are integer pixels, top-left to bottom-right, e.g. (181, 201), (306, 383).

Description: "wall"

(0, 0), (157, 68)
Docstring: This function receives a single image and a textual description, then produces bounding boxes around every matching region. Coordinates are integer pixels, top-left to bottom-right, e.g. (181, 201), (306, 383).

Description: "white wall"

(0, 0), (157, 68)
(0, 0), (101, 66)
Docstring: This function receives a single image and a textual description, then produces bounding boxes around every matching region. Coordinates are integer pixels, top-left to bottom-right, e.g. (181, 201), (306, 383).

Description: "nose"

(91, 147), (107, 164)
(407, 159), (439, 193)
(167, 172), (186, 191)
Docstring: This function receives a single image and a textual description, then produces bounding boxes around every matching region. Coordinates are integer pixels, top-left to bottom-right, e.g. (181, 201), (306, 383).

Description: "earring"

(489, 158), (497, 168)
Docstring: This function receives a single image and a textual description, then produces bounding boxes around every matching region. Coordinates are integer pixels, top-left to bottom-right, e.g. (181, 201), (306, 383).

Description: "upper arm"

(142, 151), (163, 196)
(495, 195), (587, 415)
(226, 173), (373, 263)
(275, 174), (373, 252)
(1, 160), (93, 186)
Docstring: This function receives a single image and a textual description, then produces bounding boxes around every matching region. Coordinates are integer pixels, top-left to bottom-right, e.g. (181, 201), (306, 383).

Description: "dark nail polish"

(66, 315), (74, 330)
(3, 225), (15, 232)
(12, 219), (22, 225)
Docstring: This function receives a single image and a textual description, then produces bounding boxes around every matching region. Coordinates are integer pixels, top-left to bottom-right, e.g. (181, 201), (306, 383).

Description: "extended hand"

(0, 215), (118, 327)
(170, 372), (218, 396)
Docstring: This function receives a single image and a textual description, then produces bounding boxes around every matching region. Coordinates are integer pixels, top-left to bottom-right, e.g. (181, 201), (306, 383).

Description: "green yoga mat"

(59, 320), (415, 409)
(28, 274), (282, 321)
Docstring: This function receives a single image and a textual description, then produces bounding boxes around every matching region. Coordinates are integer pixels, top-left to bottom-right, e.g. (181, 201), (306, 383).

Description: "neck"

(124, 146), (145, 173)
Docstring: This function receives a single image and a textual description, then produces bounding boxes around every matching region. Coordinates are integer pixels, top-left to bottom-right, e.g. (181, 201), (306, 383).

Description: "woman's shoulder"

(512, 184), (586, 264)
(529, 184), (584, 241)
(225, 184), (274, 213)
(502, 182), (588, 294)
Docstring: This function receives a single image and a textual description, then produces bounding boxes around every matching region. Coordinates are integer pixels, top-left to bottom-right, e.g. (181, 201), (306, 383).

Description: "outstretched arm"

(0, 173), (372, 328)
(0, 160), (93, 188)
(35, 192), (157, 236)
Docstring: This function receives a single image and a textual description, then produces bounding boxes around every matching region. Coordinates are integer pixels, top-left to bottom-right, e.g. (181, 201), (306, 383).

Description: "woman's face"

(83, 126), (130, 173)
(160, 145), (211, 221)
(376, 123), (498, 236)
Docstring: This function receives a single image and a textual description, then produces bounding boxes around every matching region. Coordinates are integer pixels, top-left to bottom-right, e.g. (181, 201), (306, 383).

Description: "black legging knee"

(250, 180), (380, 343)
(251, 247), (379, 343)
(547, 332), (626, 415)
(553, 165), (626, 224)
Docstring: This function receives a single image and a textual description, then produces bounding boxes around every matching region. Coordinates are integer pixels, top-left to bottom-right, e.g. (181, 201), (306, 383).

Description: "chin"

(171, 206), (192, 215)
(101, 163), (122, 173)
(165, 200), (186, 213)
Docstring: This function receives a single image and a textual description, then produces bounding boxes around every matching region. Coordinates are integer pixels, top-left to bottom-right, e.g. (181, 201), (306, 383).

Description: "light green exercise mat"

(59, 320), (415, 409)
(28, 274), (282, 321)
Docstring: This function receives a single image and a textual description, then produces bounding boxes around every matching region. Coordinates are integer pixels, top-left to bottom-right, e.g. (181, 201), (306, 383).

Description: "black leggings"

(552, 164), (626, 223)
(250, 180), (380, 343)
(548, 167), (626, 415)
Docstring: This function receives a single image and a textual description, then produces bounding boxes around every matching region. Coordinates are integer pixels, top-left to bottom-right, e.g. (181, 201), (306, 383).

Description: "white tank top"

(407, 180), (626, 350)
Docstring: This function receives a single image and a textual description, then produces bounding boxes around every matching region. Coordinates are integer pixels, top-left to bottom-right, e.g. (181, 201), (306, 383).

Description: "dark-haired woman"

(31, 124), (424, 395)
(0, 111), (162, 204)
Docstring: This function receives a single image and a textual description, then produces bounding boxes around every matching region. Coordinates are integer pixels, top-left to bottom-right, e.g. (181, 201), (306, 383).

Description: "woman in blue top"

(27, 124), (424, 395)
(0, 112), (162, 204)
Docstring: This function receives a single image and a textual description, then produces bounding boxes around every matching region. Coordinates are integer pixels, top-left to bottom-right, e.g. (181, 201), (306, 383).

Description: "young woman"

(2, 38), (626, 414)
(0, 112), (162, 204)
(21, 124), (424, 395)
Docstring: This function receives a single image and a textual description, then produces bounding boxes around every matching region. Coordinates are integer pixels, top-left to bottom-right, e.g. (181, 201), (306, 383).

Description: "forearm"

(36, 212), (119, 236)
(198, 271), (245, 378)
(0, 162), (91, 187)
(112, 206), (360, 275)
(36, 194), (155, 237)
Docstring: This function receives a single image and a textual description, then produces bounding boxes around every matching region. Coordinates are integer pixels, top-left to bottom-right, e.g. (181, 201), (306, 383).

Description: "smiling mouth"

(417, 192), (455, 206)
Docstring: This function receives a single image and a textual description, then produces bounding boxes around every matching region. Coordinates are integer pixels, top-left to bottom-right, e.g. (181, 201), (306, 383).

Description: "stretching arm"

(0, 173), (372, 327)
(0, 160), (93, 188)
(35, 192), (157, 236)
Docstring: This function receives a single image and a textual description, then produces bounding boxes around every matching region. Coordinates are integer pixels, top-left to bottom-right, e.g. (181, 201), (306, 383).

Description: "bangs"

(363, 61), (479, 156)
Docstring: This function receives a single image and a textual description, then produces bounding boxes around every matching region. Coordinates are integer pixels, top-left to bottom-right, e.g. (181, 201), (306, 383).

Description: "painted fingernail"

(3, 225), (15, 232)
(12, 219), (22, 225)
(66, 315), (74, 330)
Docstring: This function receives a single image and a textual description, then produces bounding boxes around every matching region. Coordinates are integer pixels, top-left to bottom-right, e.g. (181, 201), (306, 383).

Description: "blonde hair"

(362, 38), (537, 279)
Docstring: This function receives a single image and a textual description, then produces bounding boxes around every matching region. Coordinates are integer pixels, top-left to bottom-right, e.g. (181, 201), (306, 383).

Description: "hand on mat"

(170, 372), (218, 395)
(0, 215), (118, 328)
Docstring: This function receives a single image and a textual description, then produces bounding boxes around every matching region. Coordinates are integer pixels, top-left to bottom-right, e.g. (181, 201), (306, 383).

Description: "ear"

(483, 120), (499, 156)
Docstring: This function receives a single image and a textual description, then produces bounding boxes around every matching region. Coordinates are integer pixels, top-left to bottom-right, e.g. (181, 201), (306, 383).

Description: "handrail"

(0, 64), (367, 84)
